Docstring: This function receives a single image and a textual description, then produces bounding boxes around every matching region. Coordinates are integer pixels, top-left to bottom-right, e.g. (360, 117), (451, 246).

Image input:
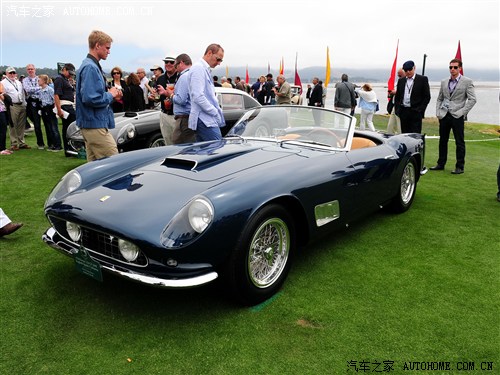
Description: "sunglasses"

(112, 72), (121, 75)
(215, 58), (223, 62)
(8, 71), (16, 74)
(165, 61), (175, 65)
(449, 66), (460, 70)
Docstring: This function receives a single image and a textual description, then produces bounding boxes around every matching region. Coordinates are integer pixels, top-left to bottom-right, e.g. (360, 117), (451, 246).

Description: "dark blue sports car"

(43, 106), (426, 305)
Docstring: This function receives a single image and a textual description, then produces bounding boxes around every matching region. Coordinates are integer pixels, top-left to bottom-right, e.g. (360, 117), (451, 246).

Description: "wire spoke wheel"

(248, 218), (290, 288)
(400, 161), (416, 205)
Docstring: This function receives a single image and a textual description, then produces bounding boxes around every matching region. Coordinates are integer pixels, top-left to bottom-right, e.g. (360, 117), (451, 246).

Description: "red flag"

(387, 39), (399, 96)
(245, 65), (249, 84)
(455, 40), (464, 75)
(294, 53), (302, 92)
(279, 57), (284, 75)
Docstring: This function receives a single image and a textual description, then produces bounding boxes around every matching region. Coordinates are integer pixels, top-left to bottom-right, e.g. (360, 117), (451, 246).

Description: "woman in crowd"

(124, 73), (146, 112)
(109, 66), (127, 113)
(355, 83), (378, 131)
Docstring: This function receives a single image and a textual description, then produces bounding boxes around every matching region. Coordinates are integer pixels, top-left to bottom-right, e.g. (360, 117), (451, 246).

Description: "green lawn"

(1, 117), (499, 374)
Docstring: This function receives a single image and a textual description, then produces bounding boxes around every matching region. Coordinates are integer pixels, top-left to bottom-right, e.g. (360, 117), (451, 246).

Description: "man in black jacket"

(307, 77), (323, 107)
(394, 60), (431, 133)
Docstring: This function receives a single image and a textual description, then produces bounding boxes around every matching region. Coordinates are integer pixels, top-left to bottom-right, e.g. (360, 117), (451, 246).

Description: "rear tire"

(225, 204), (294, 306)
(390, 157), (417, 213)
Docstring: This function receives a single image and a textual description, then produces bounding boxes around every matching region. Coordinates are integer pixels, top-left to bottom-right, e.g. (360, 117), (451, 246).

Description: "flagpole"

(422, 54), (427, 76)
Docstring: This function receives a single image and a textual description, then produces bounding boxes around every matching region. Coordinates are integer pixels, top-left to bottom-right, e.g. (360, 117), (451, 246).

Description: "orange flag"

(325, 47), (331, 88)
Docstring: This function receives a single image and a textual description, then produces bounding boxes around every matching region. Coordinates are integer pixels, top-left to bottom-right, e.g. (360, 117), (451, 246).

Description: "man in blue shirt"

(188, 44), (225, 142)
(158, 53), (194, 144)
(76, 30), (122, 161)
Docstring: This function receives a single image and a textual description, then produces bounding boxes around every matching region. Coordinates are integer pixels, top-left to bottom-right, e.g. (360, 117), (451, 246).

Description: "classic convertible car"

(43, 106), (426, 305)
(66, 87), (260, 154)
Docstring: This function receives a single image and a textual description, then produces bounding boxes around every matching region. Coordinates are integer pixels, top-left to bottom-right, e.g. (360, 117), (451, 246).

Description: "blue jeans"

(195, 118), (222, 142)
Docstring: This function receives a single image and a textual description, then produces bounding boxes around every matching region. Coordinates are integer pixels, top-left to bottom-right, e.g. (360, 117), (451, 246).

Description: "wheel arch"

(258, 195), (310, 248)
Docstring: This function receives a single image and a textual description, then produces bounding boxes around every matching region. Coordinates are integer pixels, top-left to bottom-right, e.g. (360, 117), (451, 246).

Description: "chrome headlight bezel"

(46, 170), (82, 206)
(160, 196), (214, 249)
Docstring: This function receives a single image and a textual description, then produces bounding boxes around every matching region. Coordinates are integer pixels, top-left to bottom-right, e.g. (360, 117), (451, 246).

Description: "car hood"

(51, 140), (301, 241)
(140, 140), (298, 182)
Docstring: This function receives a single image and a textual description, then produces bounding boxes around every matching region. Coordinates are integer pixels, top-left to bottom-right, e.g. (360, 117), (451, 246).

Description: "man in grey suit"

(430, 58), (476, 174)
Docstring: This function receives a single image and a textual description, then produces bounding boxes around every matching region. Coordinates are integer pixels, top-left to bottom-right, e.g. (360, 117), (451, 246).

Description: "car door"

(344, 144), (399, 216)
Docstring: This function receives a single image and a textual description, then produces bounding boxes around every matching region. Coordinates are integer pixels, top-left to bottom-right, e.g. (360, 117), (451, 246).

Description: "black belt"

(12, 102), (23, 105)
(174, 114), (189, 120)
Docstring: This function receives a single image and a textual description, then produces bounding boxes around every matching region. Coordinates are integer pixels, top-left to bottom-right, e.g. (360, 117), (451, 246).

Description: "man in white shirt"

(1, 67), (30, 150)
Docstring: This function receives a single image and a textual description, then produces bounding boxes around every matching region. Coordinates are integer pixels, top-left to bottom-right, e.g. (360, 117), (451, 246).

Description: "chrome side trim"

(42, 227), (218, 288)
(315, 200), (340, 227)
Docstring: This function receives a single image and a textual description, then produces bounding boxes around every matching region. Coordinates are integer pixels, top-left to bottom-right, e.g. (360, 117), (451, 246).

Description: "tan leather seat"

(350, 137), (377, 150)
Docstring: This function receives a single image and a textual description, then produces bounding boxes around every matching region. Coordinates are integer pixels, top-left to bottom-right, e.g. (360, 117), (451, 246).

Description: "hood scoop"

(161, 142), (257, 172)
(162, 157), (197, 171)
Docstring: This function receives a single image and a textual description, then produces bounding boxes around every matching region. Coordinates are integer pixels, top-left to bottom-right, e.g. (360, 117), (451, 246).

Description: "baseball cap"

(150, 65), (164, 73)
(63, 63), (76, 75)
(6, 66), (16, 73)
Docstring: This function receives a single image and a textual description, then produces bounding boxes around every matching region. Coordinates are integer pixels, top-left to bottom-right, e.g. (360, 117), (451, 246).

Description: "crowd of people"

(0, 30), (496, 241)
(0, 30), (478, 176)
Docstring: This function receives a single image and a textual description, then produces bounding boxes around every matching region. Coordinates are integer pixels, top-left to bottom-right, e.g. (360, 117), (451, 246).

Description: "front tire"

(148, 133), (165, 148)
(225, 204), (294, 306)
(390, 157), (417, 213)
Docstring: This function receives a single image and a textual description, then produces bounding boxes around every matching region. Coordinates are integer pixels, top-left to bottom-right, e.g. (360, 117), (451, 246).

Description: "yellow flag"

(325, 46), (331, 88)
(226, 65), (229, 78)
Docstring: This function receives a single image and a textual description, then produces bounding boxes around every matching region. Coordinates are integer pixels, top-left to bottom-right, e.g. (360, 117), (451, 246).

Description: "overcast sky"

(1, 0), (499, 76)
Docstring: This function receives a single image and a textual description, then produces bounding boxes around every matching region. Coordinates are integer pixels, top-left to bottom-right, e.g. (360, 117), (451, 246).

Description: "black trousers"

(399, 107), (423, 134)
(61, 105), (76, 153)
(437, 113), (465, 169)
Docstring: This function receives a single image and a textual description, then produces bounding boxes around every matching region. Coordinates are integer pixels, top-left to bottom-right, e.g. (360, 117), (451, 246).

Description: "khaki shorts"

(81, 128), (118, 162)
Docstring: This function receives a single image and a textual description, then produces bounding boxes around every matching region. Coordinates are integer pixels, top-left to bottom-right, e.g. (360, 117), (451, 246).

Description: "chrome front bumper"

(42, 227), (218, 288)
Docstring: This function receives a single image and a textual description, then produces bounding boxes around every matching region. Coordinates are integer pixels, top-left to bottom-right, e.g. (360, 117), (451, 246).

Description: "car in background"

(44, 105), (426, 306)
(67, 87), (260, 154)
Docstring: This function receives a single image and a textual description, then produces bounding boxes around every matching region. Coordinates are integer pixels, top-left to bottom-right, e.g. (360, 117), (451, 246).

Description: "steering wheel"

(306, 128), (342, 147)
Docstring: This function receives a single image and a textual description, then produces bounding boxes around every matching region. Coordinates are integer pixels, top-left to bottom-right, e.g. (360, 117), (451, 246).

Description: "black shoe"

(451, 168), (464, 174)
(430, 165), (444, 171)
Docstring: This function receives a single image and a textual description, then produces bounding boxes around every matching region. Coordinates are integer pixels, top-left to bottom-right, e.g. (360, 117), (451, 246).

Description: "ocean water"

(316, 81), (499, 125)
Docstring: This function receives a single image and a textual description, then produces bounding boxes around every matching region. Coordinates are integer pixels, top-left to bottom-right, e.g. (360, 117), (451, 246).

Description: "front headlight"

(188, 198), (214, 233)
(118, 239), (139, 262)
(66, 221), (82, 242)
(160, 196), (214, 248)
(117, 124), (136, 145)
(46, 170), (82, 205)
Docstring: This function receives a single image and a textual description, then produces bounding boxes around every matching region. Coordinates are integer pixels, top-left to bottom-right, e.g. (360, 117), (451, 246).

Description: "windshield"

(226, 105), (356, 151)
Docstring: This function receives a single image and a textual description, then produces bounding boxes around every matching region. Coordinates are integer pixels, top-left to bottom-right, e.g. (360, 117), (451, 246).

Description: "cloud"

(1, 0), (498, 71)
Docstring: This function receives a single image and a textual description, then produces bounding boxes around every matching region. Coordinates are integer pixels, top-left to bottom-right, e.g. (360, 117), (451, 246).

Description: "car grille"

(48, 216), (148, 267)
